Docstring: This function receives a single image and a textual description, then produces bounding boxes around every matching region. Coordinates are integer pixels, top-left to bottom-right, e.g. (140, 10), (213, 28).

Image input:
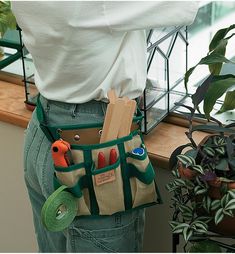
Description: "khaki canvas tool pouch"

(36, 95), (162, 232)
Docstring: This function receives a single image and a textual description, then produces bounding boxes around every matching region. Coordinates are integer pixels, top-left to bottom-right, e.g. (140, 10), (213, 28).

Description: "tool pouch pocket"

(91, 157), (125, 215)
(52, 130), (161, 217)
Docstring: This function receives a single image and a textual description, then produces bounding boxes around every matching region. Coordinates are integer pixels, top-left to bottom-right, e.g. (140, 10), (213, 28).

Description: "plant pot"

(195, 134), (235, 236)
(178, 162), (197, 180)
(196, 181), (235, 236)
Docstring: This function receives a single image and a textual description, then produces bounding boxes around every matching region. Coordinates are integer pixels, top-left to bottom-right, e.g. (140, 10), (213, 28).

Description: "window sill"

(0, 77), (209, 169)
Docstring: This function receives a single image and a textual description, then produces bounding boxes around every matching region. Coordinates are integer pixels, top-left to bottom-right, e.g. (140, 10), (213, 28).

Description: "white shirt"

(12, 1), (199, 103)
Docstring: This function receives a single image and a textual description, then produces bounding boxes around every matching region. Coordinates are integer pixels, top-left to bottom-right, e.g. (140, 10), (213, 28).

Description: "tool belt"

(36, 94), (162, 232)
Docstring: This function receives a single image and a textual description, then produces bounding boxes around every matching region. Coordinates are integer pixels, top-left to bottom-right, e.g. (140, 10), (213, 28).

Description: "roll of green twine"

(41, 185), (78, 232)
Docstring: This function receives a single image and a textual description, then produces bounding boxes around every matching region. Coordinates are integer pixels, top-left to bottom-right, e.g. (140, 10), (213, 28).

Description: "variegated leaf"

(172, 223), (189, 233)
(194, 185), (207, 195)
(203, 196), (212, 213)
(215, 147), (225, 155)
(179, 205), (193, 214)
(228, 190), (235, 199)
(211, 200), (221, 210)
(192, 165), (205, 174)
(183, 227), (193, 243)
(221, 193), (230, 208)
(223, 209), (234, 217)
(224, 199), (235, 210)
(203, 147), (216, 157)
(177, 154), (196, 167)
(169, 221), (181, 229)
(215, 208), (224, 225)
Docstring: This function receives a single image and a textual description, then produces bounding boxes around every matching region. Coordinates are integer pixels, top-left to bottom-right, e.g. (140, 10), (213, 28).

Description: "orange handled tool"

(51, 140), (72, 167)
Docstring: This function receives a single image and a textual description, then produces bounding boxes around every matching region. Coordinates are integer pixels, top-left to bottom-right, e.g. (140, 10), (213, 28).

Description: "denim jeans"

(24, 95), (145, 252)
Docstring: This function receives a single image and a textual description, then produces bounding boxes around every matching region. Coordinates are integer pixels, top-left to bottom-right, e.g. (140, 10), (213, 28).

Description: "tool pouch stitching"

(52, 131), (159, 217)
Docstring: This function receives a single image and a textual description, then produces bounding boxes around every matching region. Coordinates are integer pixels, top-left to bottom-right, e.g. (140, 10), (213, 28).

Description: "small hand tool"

(51, 140), (73, 167)
(109, 148), (117, 165)
(132, 147), (145, 156)
(98, 152), (106, 169)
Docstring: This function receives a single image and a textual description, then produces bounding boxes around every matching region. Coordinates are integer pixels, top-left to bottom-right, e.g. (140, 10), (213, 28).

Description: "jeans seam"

(24, 124), (38, 172)
(76, 230), (117, 253)
(41, 140), (53, 197)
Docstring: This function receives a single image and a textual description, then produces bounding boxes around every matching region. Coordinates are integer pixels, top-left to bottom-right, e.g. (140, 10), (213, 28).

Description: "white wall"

(0, 121), (37, 252)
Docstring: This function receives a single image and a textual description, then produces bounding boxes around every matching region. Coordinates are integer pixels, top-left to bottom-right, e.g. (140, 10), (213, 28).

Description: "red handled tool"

(51, 140), (73, 167)
(98, 152), (106, 169)
(109, 148), (117, 165)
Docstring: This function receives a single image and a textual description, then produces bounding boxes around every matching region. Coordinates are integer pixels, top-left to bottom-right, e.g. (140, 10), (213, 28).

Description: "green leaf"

(203, 147), (216, 157)
(217, 90), (235, 114)
(169, 144), (193, 171)
(211, 200), (221, 211)
(223, 209), (234, 217)
(215, 147), (225, 156)
(209, 39), (228, 75)
(192, 124), (235, 134)
(194, 224), (208, 233)
(228, 190), (235, 199)
(203, 76), (235, 119)
(199, 52), (233, 65)
(203, 196), (212, 213)
(225, 199), (235, 210)
(217, 137), (226, 145)
(0, 1), (16, 36)
(221, 193), (230, 208)
(216, 159), (228, 171)
(174, 179), (186, 186)
(184, 179), (195, 189)
(177, 154), (196, 167)
(169, 221), (181, 229)
(172, 169), (179, 178)
(209, 24), (235, 51)
(179, 205), (193, 214)
(172, 223), (189, 234)
(196, 216), (213, 223)
(215, 208), (224, 224)
(183, 227), (193, 243)
(194, 185), (208, 195)
(184, 65), (197, 91)
(191, 75), (214, 108)
(192, 165), (205, 175)
(182, 212), (192, 221)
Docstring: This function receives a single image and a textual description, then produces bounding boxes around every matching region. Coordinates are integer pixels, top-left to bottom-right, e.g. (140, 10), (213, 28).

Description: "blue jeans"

(24, 95), (145, 252)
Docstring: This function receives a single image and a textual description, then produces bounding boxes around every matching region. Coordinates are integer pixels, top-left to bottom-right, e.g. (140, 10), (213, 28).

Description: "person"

(12, 1), (198, 252)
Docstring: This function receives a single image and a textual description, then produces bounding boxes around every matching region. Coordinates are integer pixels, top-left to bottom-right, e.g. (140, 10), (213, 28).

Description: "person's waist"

(39, 94), (107, 115)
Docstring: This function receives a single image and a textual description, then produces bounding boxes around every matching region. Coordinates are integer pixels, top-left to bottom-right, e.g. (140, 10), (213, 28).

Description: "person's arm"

(103, 1), (199, 32)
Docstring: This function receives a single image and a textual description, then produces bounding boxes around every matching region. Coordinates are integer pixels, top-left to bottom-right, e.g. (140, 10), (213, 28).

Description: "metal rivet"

(98, 129), (103, 135)
(74, 134), (80, 141)
(57, 129), (62, 134)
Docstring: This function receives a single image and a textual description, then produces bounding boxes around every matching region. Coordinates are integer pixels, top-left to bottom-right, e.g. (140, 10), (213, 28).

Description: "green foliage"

(167, 24), (235, 247)
(188, 240), (222, 253)
(0, 1), (16, 37)
(185, 24), (235, 119)
(177, 154), (196, 167)
(167, 132), (235, 248)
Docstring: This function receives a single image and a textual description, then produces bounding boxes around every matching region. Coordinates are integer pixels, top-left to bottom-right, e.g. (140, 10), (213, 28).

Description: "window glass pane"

(169, 35), (186, 88)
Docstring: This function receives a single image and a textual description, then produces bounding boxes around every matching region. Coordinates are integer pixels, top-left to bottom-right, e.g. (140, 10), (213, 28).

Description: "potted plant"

(0, 1), (16, 58)
(166, 24), (235, 252)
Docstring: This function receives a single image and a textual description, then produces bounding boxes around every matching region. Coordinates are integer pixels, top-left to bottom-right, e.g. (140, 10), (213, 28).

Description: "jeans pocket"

(67, 216), (143, 253)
